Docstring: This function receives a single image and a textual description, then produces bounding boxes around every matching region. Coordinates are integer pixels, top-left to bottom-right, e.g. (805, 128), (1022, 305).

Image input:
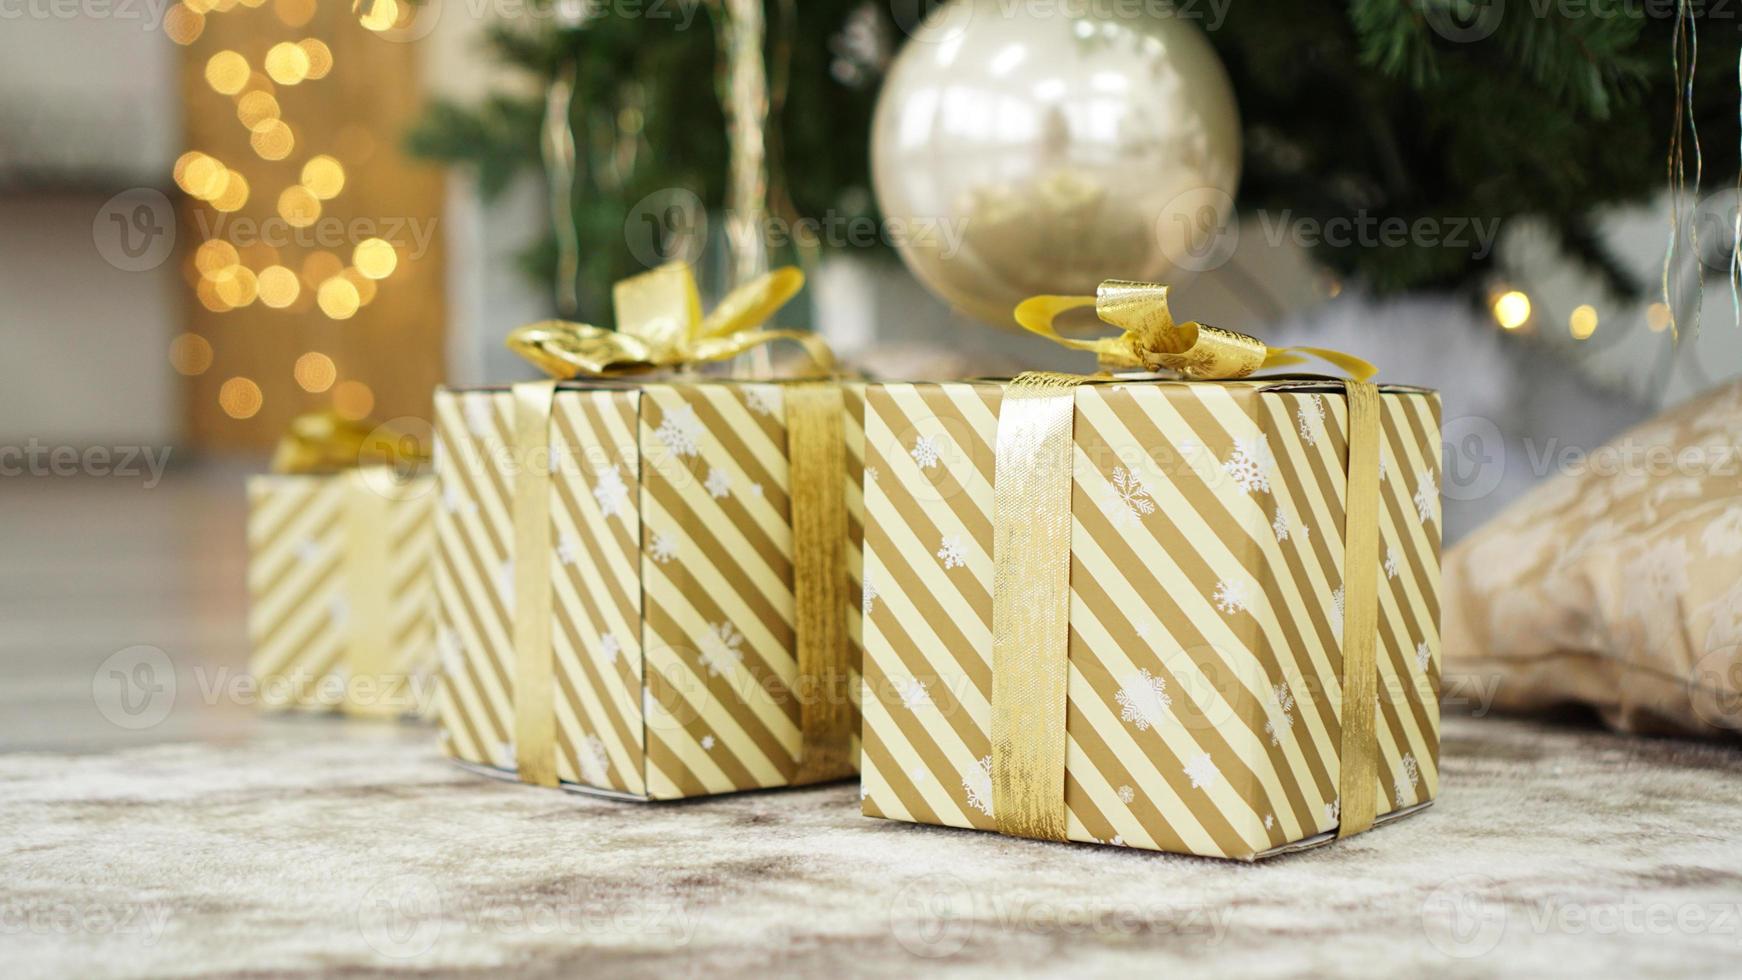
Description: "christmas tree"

(407, 1), (1740, 321)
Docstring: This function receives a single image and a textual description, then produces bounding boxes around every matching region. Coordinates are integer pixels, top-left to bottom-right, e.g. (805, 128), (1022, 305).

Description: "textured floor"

(4, 468), (1742, 978)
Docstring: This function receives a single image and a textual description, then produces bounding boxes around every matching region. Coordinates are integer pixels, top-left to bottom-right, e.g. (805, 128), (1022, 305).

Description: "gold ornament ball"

(871, 0), (1241, 327)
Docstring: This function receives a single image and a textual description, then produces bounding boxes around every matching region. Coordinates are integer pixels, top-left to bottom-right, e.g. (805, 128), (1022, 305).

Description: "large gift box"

(857, 285), (1443, 859)
(433, 264), (861, 798)
(247, 417), (439, 718)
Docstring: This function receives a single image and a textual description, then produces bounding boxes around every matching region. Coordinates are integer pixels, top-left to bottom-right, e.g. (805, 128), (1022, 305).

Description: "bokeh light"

(163, 4), (204, 44)
(250, 119), (294, 161)
(294, 352), (338, 393)
(1568, 305), (1598, 340)
(277, 185), (321, 227)
(333, 380), (375, 420)
(300, 155), (346, 199)
(317, 276), (361, 320)
(219, 377), (265, 419)
(298, 38), (334, 79)
(204, 51), (249, 95)
(352, 238), (398, 280)
(256, 265), (301, 308)
(1492, 290), (1531, 331)
(264, 42), (311, 85)
(168, 333), (214, 376)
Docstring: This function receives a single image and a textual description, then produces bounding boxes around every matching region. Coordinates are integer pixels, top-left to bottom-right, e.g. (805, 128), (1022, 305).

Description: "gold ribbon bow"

(506, 262), (833, 379)
(501, 263), (852, 790)
(270, 412), (430, 717)
(1014, 279), (1377, 382)
(991, 282), (1384, 847)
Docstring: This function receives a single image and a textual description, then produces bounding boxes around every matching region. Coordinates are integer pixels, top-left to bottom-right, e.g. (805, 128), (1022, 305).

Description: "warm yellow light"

(250, 119), (294, 161)
(341, 268), (379, 306)
(256, 265), (301, 308)
(298, 38), (333, 79)
(277, 185), (321, 227)
(204, 51), (249, 95)
(236, 91), (280, 129)
(213, 266), (259, 308)
(294, 352), (338, 393)
(352, 238), (398, 280)
(210, 170), (249, 212)
(163, 4), (204, 44)
(300, 155), (346, 200)
(300, 251), (343, 286)
(178, 153), (228, 200)
(184, 0), (216, 16)
(1493, 290), (1531, 330)
(1647, 302), (1673, 333)
(219, 377), (265, 420)
(1569, 305), (1598, 340)
(359, 0), (398, 32)
(195, 278), (232, 313)
(333, 380), (375, 420)
(264, 41), (311, 85)
(168, 333), (214, 376)
(317, 276), (361, 319)
(194, 239), (240, 278)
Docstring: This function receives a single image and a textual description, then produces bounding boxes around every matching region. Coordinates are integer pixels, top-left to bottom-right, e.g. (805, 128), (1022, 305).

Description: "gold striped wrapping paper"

(858, 380), (1442, 859)
(432, 381), (864, 799)
(246, 472), (440, 718)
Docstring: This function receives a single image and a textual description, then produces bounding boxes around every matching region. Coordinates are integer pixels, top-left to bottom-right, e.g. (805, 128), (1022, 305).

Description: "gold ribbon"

(1013, 280), (1378, 382)
(271, 412), (428, 716)
(990, 282), (1385, 845)
(502, 263), (850, 788)
(506, 262), (833, 379)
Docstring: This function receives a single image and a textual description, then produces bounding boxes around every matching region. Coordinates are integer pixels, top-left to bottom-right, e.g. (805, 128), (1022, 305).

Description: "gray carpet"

(4, 713), (1741, 978)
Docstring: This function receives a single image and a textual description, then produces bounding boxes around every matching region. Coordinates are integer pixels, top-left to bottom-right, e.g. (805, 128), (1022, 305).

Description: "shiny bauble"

(871, 0), (1242, 327)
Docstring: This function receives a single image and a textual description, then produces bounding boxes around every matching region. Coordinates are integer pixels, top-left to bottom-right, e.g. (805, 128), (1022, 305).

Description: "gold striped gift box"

(857, 379), (1442, 859)
(246, 470), (440, 718)
(432, 380), (863, 799)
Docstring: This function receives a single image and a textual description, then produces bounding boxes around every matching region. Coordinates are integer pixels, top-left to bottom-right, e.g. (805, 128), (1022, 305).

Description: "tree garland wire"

(1664, 0), (1701, 343)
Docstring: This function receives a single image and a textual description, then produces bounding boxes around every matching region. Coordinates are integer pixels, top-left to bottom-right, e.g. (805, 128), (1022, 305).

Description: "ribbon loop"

(505, 262), (832, 379)
(271, 411), (430, 475)
(1014, 279), (1376, 382)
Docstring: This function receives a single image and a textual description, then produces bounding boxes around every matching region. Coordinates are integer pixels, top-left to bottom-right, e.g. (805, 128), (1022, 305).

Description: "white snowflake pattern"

(593, 464), (630, 521)
(1264, 682), (1296, 746)
(494, 740), (516, 772)
(1329, 586), (1345, 639)
(861, 571), (879, 615)
(294, 538), (324, 565)
(1378, 455), (1388, 483)
(436, 627), (463, 674)
(1396, 753), (1420, 808)
(328, 592), (351, 627)
(599, 632), (622, 667)
(909, 763), (930, 786)
(649, 533), (678, 564)
(911, 435), (942, 470)
(1183, 752), (1220, 790)
(1413, 470), (1438, 524)
(704, 466), (731, 499)
(643, 688), (665, 725)
(699, 621), (745, 677)
(1272, 511), (1292, 542)
(1297, 396), (1326, 445)
(577, 735), (610, 787)
(656, 403), (704, 458)
(1102, 466), (1157, 528)
(1223, 435), (1274, 494)
(963, 755), (994, 816)
(1213, 578), (1252, 615)
(896, 677), (931, 710)
(748, 483), (763, 498)
(743, 385), (781, 417)
(496, 558), (515, 606)
(1415, 641), (1431, 673)
(1117, 784), (1135, 805)
(937, 535), (967, 570)
(864, 465), (879, 484)
(1384, 546), (1400, 580)
(464, 396), (494, 438)
(1327, 798), (1340, 824)
(557, 532), (581, 566)
(1114, 669), (1172, 731)
(441, 482), (476, 516)
(701, 734), (716, 750)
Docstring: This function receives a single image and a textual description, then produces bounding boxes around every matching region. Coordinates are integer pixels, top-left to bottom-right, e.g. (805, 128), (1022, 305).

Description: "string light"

(317, 276), (361, 319)
(298, 39), (334, 79)
(358, 0), (399, 32)
(204, 51), (249, 95)
(294, 352), (338, 393)
(250, 119), (294, 161)
(219, 377), (264, 419)
(1569, 305), (1598, 340)
(264, 41), (311, 85)
(236, 91), (280, 129)
(300, 155), (346, 199)
(352, 238), (397, 279)
(210, 170), (250, 211)
(257, 265), (300, 308)
(1647, 302), (1673, 333)
(163, 4), (204, 44)
(1492, 290), (1531, 330)
(277, 185), (321, 227)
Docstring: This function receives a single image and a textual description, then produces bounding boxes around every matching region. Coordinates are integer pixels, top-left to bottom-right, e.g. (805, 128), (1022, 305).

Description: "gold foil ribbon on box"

(502, 262), (850, 788)
(270, 412), (431, 717)
(990, 280), (1383, 842)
